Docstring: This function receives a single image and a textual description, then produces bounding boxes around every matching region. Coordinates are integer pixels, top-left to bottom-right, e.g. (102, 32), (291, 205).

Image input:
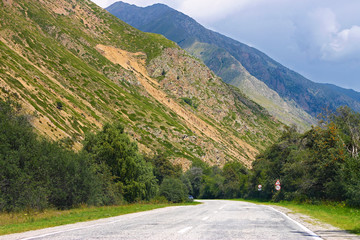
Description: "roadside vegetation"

(234, 199), (360, 235)
(1, 98), (360, 235)
(248, 106), (360, 207)
(0, 99), (194, 212)
(276, 201), (360, 235)
(0, 99), (198, 235)
(180, 106), (360, 209)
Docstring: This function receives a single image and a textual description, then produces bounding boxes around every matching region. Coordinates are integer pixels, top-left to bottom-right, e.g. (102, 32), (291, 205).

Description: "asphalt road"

(1, 200), (321, 240)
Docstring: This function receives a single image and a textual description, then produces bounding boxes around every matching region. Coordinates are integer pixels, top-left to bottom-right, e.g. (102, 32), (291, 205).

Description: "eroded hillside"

(0, 0), (282, 168)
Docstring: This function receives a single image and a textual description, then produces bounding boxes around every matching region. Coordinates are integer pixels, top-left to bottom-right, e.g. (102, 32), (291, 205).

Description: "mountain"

(0, 0), (282, 168)
(106, 1), (360, 129)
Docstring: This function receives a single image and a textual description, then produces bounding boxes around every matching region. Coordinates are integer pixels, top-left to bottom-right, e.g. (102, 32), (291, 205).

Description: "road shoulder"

(270, 205), (360, 240)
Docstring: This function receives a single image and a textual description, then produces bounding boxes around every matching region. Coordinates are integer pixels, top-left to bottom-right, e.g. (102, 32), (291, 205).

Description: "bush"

(56, 100), (63, 110)
(342, 156), (360, 207)
(160, 178), (187, 203)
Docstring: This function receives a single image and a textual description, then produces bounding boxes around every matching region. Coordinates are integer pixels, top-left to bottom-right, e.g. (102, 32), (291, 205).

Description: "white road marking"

(202, 216), (209, 221)
(21, 219), (123, 240)
(21, 227), (88, 240)
(178, 226), (193, 234)
(214, 210), (218, 213)
(266, 206), (322, 240)
(219, 205), (225, 210)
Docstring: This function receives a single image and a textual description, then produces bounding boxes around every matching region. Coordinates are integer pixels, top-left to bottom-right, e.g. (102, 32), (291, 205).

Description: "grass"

(0, 202), (199, 236)
(234, 199), (360, 235)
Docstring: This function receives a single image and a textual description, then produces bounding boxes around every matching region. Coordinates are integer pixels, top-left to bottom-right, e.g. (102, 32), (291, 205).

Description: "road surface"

(1, 200), (321, 240)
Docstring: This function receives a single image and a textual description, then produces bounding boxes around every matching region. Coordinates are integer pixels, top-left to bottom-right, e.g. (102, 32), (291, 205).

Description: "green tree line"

(0, 99), (208, 212)
(183, 106), (360, 207)
(0, 100), (173, 212)
(0, 99), (254, 211)
(151, 106), (360, 208)
(249, 106), (360, 206)
(1, 98), (360, 212)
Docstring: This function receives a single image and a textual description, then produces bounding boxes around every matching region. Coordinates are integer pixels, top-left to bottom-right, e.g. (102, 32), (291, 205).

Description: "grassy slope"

(0, 0), (281, 166)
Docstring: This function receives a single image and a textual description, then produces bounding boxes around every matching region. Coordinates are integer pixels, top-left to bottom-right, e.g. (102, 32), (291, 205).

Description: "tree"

(0, 100), (102, 211)
(160, 178), (187, 203)
(83, 123), (158, 202)
(223, 162), (248, 198)
(250, 119), (348, 202)
(185, 167), (203, 198)
(200, 174), (224, 199)
(331, 106), (360, 158)
(147, 154), (182, 184)
(341, 155), (360, 207)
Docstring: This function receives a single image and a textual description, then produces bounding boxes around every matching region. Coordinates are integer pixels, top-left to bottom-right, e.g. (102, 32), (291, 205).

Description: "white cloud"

(322, 25), (360, 61)
(294, 8), (360, 62)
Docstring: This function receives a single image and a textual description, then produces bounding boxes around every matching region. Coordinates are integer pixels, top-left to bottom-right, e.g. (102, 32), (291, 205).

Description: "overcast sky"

(91, 0), (360, 92)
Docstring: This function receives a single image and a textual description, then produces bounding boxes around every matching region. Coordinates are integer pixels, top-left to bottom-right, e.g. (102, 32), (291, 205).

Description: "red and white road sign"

(275, 185), (281, 191)
(275, 180), (280, 186)
(258, 184), (262, 190)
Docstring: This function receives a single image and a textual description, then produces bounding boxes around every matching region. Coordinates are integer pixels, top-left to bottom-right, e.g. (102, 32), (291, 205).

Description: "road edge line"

(266, 206), (322, 240)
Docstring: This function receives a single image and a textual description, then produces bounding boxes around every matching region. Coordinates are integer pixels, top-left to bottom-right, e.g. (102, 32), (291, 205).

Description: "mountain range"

(0, 0), (283, 168)
(106, 1), (360, 130)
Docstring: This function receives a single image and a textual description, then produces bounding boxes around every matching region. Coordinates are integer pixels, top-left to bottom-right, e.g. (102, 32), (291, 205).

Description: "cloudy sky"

(92, 0), (360, 92)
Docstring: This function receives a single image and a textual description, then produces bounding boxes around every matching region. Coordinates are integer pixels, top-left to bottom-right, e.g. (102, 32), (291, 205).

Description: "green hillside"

(0, 0), (282, 167)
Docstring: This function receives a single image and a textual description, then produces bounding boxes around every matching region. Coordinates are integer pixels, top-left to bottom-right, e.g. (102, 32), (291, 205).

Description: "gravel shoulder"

(270, 205), (360, 240)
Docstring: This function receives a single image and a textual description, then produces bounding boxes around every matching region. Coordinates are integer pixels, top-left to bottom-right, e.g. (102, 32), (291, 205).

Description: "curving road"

(1, 200), (321, 240)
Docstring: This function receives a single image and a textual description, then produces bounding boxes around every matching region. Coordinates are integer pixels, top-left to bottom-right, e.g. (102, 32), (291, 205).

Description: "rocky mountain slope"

(0, 0), (282, 168)
(107, 1), (360, 129)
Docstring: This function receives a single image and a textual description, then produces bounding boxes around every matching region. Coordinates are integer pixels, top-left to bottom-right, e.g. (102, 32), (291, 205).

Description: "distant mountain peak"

(148, 3), (172, 8)
(107, 2), (360, 128)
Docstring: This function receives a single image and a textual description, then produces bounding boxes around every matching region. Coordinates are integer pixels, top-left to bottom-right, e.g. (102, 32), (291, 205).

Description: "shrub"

(56, 100), (63, 110)
(160, 178), (187, 203)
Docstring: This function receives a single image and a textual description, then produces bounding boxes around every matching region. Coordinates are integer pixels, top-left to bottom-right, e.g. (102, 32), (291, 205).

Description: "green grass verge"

(233, 199), (360, 235)
(0, 202), (200, 236)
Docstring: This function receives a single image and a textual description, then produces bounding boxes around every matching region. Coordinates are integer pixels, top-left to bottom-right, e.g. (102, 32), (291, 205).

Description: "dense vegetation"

(1, 98), (359, 213)
(0, 99), (208, 212)
(161, 106), (360, 207)
(0, 100), (162, 212)
(0, 98), (261, 211)
(249, 106), (360, 207)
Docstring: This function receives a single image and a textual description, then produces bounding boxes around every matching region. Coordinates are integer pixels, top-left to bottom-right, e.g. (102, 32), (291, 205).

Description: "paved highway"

(1, 200), (321, 240)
